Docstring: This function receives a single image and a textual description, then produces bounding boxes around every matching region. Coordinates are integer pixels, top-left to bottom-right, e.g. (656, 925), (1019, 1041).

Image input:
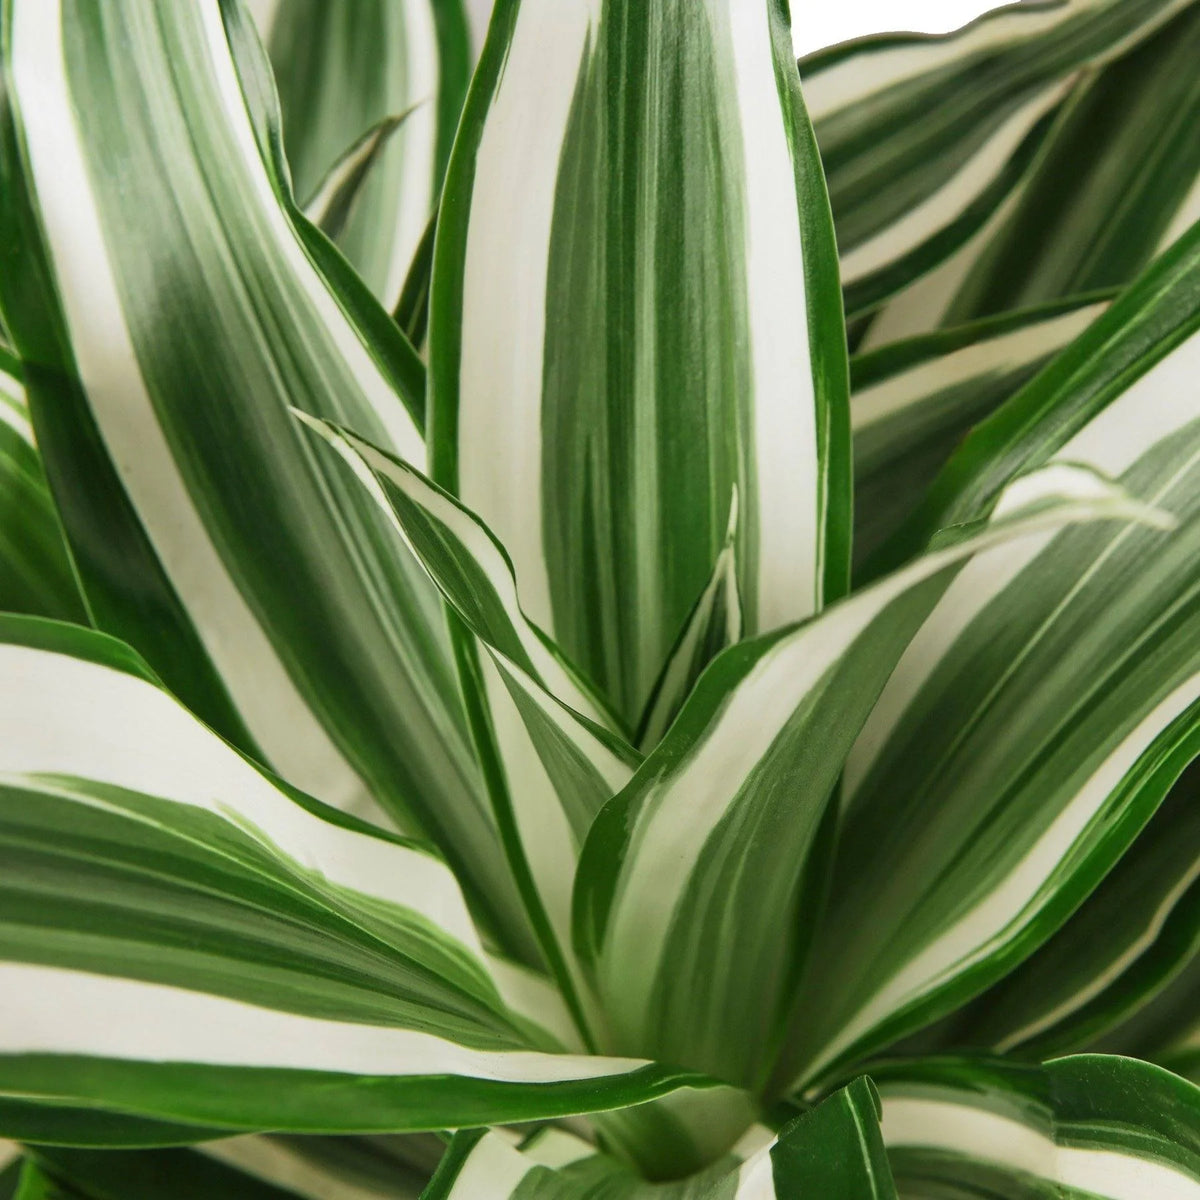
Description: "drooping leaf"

(421, 1077), (895, 1198)
(0, 616), (709, 1140)
(257, 0), (471, 309)
(430, 0), (851, 727)
(862, 0), (1200, 346)
(927, 759), (1200, 1061)
(801, 0), (1192, 320)
(946, 0), (1200, 323)
(572, 462), (1165, 1089)
(0, 0), (536, 958)
(852, 291), (1112, 573)
(876, 1054), (1200, 1198)
(780, 220), (1200, 1093)
(0, 349), (84, 623)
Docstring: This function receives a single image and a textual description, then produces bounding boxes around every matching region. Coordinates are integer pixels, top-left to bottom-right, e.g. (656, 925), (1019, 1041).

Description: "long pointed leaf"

(572, 463), (1164, 1089)
(259, 0), (470, 309)
(802, 0), (1192, 318)
(782, 220), (1200, 1092)
(430, 0), (850, 726)
(0, 616), (716, 1140)
(852, 291), (1112, 572)
(0, 0), (536, 957)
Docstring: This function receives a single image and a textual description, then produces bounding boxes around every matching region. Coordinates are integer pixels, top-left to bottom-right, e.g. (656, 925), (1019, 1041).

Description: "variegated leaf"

(573, 463), (1164, 1088)
(0, 0), (537, 958)
(421, 1077), (894, 1200)
(779, 218), (1200, 1093)
(852, 291), (1112, 574)
(255, 0), (470, 310)
(430, 0), (851, 727)
(801, 0), (1192, 320)
(0, 349), (84, 623)
(876, 1055), (1200, 1198)
(0, 615), (713, 1141)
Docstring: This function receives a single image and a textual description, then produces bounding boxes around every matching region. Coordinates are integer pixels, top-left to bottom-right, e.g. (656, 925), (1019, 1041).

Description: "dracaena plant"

(4, 0), (1200, 1196)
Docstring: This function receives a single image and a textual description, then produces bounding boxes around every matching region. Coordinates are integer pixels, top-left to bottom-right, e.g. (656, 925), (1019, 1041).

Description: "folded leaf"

(876, 1054), (1200, 1198)
(422, 1076), (895, 1198)
(852, 292), (1111, 573)
(258, 0), (470, 309)
(801, 0), (1192, 318)
(782, 221), (1200, 1092)
(430, 0), (850, 726)
(0, 350), (84, 623)
(946, 1), (1200, 322)
(0, 0), (535, 956)
(573, 462), (1163, 1088)
(0, 616), (704, 1139)
(301, 415), (640, 1044)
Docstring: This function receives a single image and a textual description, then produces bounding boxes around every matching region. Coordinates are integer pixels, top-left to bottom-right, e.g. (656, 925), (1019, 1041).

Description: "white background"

(464, 1), (1011, 55)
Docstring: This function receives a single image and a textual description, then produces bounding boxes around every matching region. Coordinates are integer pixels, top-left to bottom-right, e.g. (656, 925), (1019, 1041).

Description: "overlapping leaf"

(946, 0), (1200, 322)
(0, 0), (540, 957)
(778, 218), (1200, 1093)
(0, 615), (713, 1142)
(851, 291), (1111, 573)
(421, 1077), (894, 1199)
(0, 350), (83, 622)
(573, 462), (1163, 1089)
(430, 0), (850, 727)
(254, 0), (470, 310)
(876, 1054), (1200, 1198)
(863, 0), (1200, 345)
(800, 0), (1194, 319)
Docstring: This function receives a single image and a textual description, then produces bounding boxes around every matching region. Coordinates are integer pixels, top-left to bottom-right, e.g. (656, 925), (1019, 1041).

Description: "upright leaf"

(781, 221), (1200, 1093)
(801, 0), (1194, 319)
(0, 0), (533, 957)
(257, 0), (471, 309)
(430, 0), (850, 726)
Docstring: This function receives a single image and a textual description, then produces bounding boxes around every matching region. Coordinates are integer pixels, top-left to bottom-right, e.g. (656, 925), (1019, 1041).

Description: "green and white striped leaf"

(0, 616), (711, 1140)
(861, 0), (1200, 346)
(927, 760), (1200, 1061)
(572, 462), (1163, 1089)
(301, 416), (639, 1043)
(945, 0), (1200, 323)
(0, 0), (539, 956)
(0, 350), (84, 623)
(430, 0), (851, 728)
(780, 220), (1200, 1093)
(876, 1054), (1200, 1198)
(634, 498), (743, 752)
(852, 291), (1112, 574)
(801, 0), (1192, 319)
(422, 1076), (894, 1199)
(255, 0), (470, 309)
